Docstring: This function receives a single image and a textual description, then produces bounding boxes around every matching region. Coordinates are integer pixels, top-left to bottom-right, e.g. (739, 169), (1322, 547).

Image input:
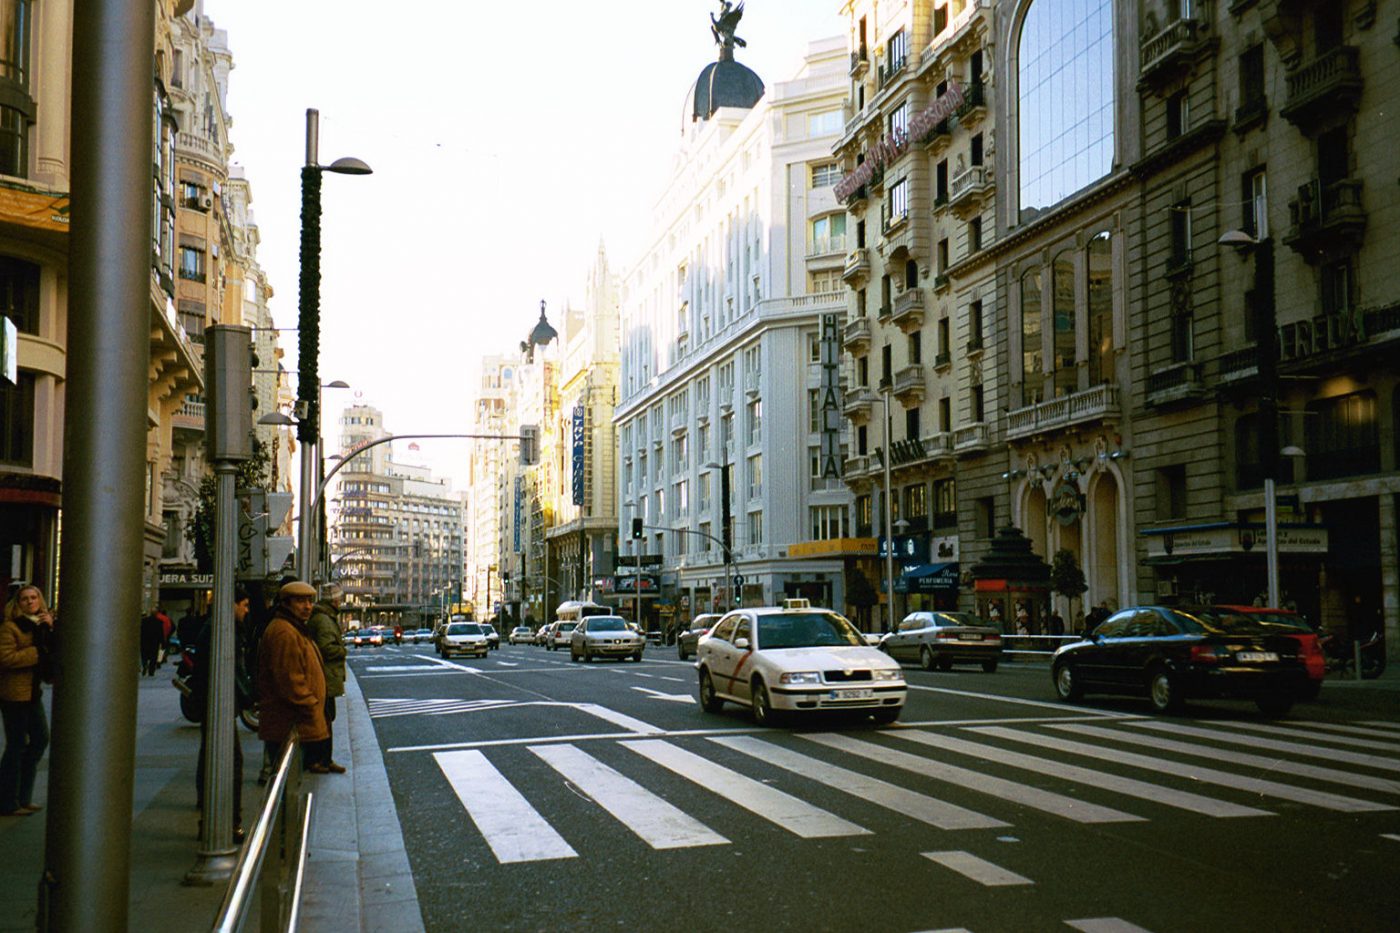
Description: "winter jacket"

(256, 609), (328, 745)
(0, 617), (42, 703)
(306, 601), (346, 698)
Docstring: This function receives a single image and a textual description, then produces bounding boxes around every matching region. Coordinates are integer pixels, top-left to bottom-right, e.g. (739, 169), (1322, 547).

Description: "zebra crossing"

(422, 714), (1400, 871)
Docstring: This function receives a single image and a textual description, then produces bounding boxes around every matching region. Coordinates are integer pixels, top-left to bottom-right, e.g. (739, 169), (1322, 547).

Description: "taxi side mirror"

(734, 637), (750, 650)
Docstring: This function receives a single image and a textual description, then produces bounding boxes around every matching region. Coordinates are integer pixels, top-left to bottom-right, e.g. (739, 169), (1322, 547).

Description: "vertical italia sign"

(820, 313), (843, 479)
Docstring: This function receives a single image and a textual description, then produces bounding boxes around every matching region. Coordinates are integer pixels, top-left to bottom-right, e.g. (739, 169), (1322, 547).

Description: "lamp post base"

(182, 848), (240, 887)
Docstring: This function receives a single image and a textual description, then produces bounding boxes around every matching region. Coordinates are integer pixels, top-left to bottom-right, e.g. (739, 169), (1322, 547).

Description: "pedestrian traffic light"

(631, 517), (643, 539)
(519, 424), (539, 466)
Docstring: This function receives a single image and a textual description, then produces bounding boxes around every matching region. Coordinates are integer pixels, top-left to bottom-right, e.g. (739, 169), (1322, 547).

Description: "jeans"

(0, 699), (49, 811)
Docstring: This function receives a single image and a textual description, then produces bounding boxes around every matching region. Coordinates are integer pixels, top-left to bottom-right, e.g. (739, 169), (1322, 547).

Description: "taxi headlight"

(872, 669), (903, 682)
(779, 671), (821, 685)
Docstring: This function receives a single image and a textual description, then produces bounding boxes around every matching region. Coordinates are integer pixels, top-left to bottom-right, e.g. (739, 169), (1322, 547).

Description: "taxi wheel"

(1255, 694), (1294, 719)
(570, 648), (580, 662)
(919, 646), (937, 672)
(677, 643), (688, 661)
(698, 668), (724, 713)
(585, 648), (595, 662)
(751, 679), (782, 726)
(632, 650), (643, 662)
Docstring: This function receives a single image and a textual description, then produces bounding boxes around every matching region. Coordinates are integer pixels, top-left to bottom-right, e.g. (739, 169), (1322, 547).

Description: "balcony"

(954, 82), (987, 131)
(949, 164), (993, 219)
(172, 398), (205, 433)
(843, 454), (874, 478)
(881, 209), (909, 236)
(849, 47), (869, 78)
(670, 412), (688, 436)
(1217, 346), (1258, 384)
(843, 315), (873, 352)
(843, 387), (877, 424)
(892, 364), (925, 403)
(919, 118), (952, 155)
(890, 288), (925, 331)
(878, 55), (907, 90)
(1281, 46), (1362, 135)
(1284, 177), (1365, 262)
(1138, 13), (1210, 90)
(1145, 361), (1208, 407)
(953, 422), (990, 455)
(933, 272), (951, 293)
(934, 350), (951, 369)
(1005, 384), (1120, 441)
(842, 248), (871, 283)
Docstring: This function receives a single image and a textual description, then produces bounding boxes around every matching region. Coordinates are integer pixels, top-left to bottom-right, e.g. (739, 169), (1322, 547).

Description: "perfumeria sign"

(834, 83), (966, 203)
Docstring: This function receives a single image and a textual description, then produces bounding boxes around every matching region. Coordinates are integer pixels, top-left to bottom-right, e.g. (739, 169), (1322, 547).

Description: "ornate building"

(465, 356), (515, 618)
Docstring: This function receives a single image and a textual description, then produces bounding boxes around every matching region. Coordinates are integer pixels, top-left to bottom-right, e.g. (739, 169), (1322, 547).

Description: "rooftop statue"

(710, 0), (747, 51)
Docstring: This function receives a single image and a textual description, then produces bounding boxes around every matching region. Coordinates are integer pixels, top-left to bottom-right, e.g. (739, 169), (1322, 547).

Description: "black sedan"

(1051, 606), (1310, 717)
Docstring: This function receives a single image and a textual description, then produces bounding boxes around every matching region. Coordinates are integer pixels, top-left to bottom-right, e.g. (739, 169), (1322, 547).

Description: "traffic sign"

(732, 575), (745, 587)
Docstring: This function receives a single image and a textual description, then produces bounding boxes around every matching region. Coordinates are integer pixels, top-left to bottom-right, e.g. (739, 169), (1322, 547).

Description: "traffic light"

(631, 517), (643, 539)
(519, 424), (539, 466)
(205, 325), (253, 461)
(236, 488), (295, 579)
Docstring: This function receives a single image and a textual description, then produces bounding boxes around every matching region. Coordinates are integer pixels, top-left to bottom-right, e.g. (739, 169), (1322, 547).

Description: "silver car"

(881, 611), (1003, 672)
(570, 616), (645, 662)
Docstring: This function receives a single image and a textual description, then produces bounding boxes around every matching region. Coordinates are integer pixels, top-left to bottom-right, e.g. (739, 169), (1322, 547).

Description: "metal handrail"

(213, 735), (308, 933)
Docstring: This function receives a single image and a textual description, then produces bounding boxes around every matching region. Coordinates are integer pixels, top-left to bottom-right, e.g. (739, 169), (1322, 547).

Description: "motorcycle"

(172, 642), (260, 731)
(1319, 629), (1386, 679)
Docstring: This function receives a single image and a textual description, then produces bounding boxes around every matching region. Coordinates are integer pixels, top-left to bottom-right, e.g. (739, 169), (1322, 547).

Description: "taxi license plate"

(830, 688), (874, 700)
(1236, 651), (1278, 662)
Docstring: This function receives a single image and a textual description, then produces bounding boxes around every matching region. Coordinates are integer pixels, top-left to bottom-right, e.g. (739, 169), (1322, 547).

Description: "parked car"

(1050, 605), (1310, 717)
(439, 621), (490, 659)
(548, 621), (579, 651)
(1211, 605), (1324, 699)
(881, 611), (1003, 672)
(696, 599), (906, 725)
(570, 615), (646, 662)
(677, 613), (722, 660)
(508, 625), (533, 645)
(480, 623), (500, 650)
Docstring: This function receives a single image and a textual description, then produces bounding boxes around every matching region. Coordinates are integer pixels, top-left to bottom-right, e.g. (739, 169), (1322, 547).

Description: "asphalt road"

(347, 641), (1400, 933)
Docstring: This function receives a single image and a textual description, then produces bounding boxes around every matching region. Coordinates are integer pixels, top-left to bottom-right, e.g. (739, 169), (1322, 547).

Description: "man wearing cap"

(256, 581), (328, 773)
(305, 583), (347, 774)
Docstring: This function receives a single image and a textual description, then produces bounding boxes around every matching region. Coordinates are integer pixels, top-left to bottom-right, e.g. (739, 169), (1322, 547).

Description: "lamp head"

(258, 412), (296, 426)
(1217, 229), (1258, 250)
(325, 157), (372, 176)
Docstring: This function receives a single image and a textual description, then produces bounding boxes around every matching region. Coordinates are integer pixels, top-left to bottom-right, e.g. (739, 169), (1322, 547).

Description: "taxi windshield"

(757, 612), (864, 650)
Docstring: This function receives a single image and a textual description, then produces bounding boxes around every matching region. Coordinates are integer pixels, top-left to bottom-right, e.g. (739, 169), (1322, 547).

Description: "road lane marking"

(1300, 722), (1400, 740)
(921, 850), (1032, 886)
(434, 750), (576, 863)
(621, 739), (870, 838)
(1047, 723), (1400, 795)
(1383, 834), (1400, 842)
(973, 726), (1393, 813)
(803, 733), (1143, 824)
(658, 676), (686, 683)
(630, 686), (694, 703)
(1213, 720), (1400, 752)
(1362, 721), (1400, 731)
(901, 731), (1271, 818)
(368, 699), (516, 719)
(577, 703), (662, 734)
(906, 684), (1130, 717)
(528, 743), (728, 850)
(1129, 721), (1400, 773)
(710, 735), (1008, 830)
(362, 665), (446, 673)
(1065, 919), (1155, 933)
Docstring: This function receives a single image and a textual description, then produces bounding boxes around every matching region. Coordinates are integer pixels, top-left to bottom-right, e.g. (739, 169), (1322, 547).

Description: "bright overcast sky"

(205, 0), (845, 486)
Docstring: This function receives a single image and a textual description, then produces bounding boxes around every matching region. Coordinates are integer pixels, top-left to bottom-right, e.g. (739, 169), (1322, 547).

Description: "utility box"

(205, 325), (253, 461)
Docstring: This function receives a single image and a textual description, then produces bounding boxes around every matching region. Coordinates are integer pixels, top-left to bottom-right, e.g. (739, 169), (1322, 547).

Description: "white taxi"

(696, 600), (906, 725)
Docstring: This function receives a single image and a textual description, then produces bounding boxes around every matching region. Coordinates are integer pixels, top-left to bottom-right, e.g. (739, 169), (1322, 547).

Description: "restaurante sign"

(833, 82), (966, 202)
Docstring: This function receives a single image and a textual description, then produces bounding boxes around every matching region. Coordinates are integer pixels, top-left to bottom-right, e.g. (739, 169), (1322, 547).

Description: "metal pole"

(882, 389), (896, 634)
(1255, 239), (1280, 608)
(297, 109), (321, 580)
(186, 463), (240, 883)
(719, 456), (732, 610)
(42, 1), (154, 927)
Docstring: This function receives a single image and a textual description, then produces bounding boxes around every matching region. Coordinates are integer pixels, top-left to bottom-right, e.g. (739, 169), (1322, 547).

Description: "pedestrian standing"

(177, 605), (202, 654)
(256, 581), (328, 775)
(1048, 610), (1065, 637)
(0, 584), (54, 817)
(305, 584), (347, 775)
(193, 587), (252, 841)
(139, 608), (164, 676)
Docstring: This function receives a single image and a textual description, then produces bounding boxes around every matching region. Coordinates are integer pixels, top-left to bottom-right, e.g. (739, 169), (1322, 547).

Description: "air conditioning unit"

(200, 195), (213, 210)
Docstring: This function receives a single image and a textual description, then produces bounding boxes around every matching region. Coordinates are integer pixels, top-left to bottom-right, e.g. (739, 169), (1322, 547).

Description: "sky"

(204, 0), (847, 487)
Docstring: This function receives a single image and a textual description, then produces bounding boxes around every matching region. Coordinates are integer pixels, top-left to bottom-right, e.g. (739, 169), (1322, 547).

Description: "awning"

(892, 562), (959, 594)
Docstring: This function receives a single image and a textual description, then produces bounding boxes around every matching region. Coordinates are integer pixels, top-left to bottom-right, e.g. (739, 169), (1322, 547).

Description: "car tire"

(632, 651), (643, 662)
(677, 643), (688, 661)
(937, 657), (954, 672)
(919, 646), (937, 672)
(982, 660), (999, 673)
(1255, 694), (1294, 718)
(1053, 662), (1083, 701)
(871, 707), (900, 725)
(751, 679), (782, 727)
(570, 648), (580, 662)
(1148, 668), (1184, 714)
(698, 668), (724, 713)
(585, 648), (595, 662)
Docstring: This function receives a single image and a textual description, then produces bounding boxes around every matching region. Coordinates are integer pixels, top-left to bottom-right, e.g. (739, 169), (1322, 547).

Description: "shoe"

(0, 809), (32, 817)
(20, 803), (41, 812)
(306, 762), (331, 774)
(326, 761), (347, 774)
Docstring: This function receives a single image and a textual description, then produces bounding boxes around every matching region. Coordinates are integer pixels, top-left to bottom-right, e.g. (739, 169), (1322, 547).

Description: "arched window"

(1020, 268), (1043, 407)
(1086, 231), (1113, 384)
(1017, 0), (1115, 218)
(1051, 251), (1076, 397)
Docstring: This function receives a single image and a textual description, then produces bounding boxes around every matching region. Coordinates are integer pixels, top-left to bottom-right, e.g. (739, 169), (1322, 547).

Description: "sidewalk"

(1, 665), (421, 932)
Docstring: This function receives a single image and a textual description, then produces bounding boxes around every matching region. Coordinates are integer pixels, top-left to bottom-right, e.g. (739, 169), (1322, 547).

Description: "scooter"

(172, 643), (260, 730)
(1319, 629), (1386, 679)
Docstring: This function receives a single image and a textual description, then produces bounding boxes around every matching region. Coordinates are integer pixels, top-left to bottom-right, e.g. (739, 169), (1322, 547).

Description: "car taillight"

(1191, 645), (1230, 664)
(935, 631), (957, 639)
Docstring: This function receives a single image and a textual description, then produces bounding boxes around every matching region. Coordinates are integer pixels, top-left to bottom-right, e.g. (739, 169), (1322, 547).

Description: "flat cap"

(279, 580), (317, 599)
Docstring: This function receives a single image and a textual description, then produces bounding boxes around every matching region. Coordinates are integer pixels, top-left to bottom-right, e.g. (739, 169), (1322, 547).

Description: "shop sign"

(613, 572), (659, 594)
(1146, 524), (1329, 559)
(1050, 480), (1085, 527)
(571, 404), (586, 506)
(1277, 309), (1365, 363)
(159, 572), (213, 587)
(931, 535), (959, 561)
(878, 534), (928, 562)
(833, 83), (966, 201)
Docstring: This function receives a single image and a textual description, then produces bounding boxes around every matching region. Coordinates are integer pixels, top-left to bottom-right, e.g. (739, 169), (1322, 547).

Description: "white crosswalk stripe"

(1302, 722), (1400, 741)
(1064, 919), (1155, 933)
(1129, 720), (1400, 773)
(971, 726), (1394, 813)
(369, 698), (514, 719)
(895, 730), (1273, 818)
(528, 744), (728, 850)
(802, 732), (1144, 824)
(434, 750), (576, 863)
(921, 850), (1032, 886)
(1361, 721), (1400, 731)
(1213, 720), (1400, 752)
(709, 734), (1009, 830)
(621, 739), (871, 838)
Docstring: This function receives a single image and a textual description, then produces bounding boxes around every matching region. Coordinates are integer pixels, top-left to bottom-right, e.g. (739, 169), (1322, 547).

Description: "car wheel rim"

(1057, 666), (1073, 696)
(754, 684), (769, 723)
(921, 647), (934, 671)
(700, 672), (714, 704)
(1151, 674), (1170, 708)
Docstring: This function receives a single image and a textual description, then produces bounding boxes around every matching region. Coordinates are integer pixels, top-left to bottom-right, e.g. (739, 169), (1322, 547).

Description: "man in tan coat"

(256, 581), (327, 772)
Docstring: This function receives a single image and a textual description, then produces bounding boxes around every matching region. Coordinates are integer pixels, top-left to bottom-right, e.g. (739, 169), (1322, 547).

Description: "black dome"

(691, 57), (764, 122)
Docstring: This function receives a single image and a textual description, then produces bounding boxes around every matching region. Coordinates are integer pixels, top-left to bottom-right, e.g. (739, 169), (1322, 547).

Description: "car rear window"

(757, 612), (864, 650)
(1172, 609), (1302, 636)
(558, 622), (577, 632)
(589, 618), (626, 631)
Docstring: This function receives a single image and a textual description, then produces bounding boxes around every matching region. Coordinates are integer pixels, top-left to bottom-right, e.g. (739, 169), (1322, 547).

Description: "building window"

(748, 510), (764, 545)
(747, 454), (762, 498)
(968, 299), (984, 350)
(889, 99), (910, 138)
(747, 398), (761, 446)
(933, 478), (956, 529)
(857, 355), (868, 387)
(1017, 0), (1115, 217)
(1242, 168), (1268, 240)
(809, 269), (842, 294)
(903, 483), (928, 532)
(1052, 251), (1076, 397)
(810, 163), (840, 188)
(974, 496), (995, 538)
(1166, 90), (1189, 139)
(971, 384), (985, 423)
(933, 2), (948, 34)
(908, 330), (922, 366)
(856, 288), (867, 317)
(937, 317), (950, 360)
(0, 369), (34, 465)
(1321, 259), (1352, 316)
(178, 246), (205, 282)
(904, 405), (919, 440)
(937, 238), (949, 273)
(0, 255), (39, 334)
(880, 344), (892, 386)
(0, 103), (25, 178)
(810, 504), (849, 540)
(1021, 268), (1043, 406)
(887, 28), (908, 70)
(0, 0), (32, 179)
(1239, 44), (1265, 115)
(888, 178), (909, 221)
(968, 217), (983, 253)
(855, 494), (872, 537)
(938, 396), (951, 433)
(1156, 465), (1188, 520)
(936, 159), (948, 203)
(810, 212), (846, 255)
(1086, 231), (1114, 384)
(1170, 200), (1192, 269)
(856, 424), (868, 456)
(1306, 391), (1379, 480)
(808, 389), (821, 432)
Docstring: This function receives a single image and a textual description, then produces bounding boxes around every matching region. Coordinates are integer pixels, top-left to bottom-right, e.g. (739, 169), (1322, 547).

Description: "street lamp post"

(702, 458), (735, 611)
(296, 108), (371, 582)
(880, 385), (898, 633)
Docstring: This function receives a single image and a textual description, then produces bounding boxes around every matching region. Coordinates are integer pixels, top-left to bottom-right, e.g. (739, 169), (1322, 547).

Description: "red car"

(1212, 605), (1324, 699)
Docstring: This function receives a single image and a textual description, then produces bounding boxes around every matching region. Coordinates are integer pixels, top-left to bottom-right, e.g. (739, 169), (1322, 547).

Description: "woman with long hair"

(0, 584), (54, 816)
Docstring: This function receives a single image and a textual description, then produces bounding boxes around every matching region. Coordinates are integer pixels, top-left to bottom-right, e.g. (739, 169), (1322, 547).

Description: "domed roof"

(691, 55), (764, 122)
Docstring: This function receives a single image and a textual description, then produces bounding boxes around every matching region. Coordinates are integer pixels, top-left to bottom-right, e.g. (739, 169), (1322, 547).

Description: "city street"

(348, 642), (1400, 933)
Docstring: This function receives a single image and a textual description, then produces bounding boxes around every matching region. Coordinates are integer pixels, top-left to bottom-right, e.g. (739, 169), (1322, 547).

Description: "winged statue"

(710, 0), (747, 50)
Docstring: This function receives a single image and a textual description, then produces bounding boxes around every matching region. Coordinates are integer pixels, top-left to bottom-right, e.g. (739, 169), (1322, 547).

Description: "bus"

(554, 600), (611, 624)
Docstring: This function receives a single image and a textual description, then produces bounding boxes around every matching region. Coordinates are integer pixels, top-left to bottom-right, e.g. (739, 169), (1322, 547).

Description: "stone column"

(1380, 493), (1399, 661)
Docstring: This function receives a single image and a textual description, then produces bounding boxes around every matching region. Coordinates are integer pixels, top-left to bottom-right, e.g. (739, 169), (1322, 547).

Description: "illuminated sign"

(834, 83), (966, 202)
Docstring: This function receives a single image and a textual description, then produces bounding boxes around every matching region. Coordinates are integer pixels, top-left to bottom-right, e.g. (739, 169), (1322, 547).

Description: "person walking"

(0, 584), (54, 817)
(305, 583), (347, 774)
(139, 608), (164, 677)
(193, 587), (252, 841)
(256, 581), (328, 776)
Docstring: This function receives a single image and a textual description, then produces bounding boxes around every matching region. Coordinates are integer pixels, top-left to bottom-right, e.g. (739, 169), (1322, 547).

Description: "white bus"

(555, 600), (611, 624)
